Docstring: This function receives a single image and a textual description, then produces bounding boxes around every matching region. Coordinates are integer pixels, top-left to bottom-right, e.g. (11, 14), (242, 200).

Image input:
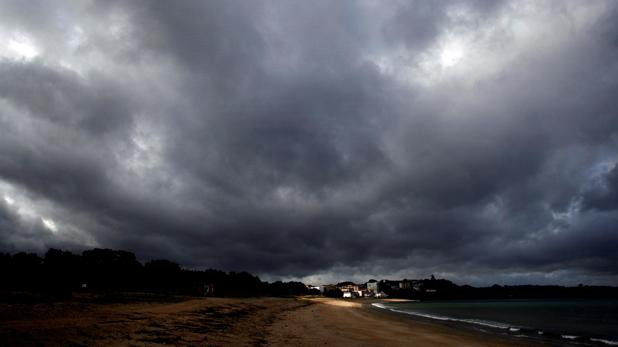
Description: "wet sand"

(268, 297), (528, 346)
(0, 294), (531, 346)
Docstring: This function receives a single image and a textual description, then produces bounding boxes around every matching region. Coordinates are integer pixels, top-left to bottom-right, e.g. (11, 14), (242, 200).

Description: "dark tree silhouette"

(2, 248), (617, 301)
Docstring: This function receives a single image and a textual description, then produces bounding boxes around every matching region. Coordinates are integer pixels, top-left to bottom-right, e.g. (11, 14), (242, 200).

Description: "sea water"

(372, 299), (618, 345)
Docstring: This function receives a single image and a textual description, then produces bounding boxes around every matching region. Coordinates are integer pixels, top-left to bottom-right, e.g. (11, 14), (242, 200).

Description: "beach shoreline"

(366, 298), (618, 346)
(0, 293), (553, 346)
(266, 297), (534, 346)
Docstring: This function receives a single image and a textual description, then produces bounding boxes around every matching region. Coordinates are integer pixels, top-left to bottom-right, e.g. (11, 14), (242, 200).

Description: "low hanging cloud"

(1, 0), (618, 285)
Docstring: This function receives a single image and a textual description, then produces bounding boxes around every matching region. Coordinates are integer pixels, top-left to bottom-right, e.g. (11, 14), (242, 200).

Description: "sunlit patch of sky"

(0, 179), (97, 248)
(41, 217), (58, 233)
(4, 33), (39, 60)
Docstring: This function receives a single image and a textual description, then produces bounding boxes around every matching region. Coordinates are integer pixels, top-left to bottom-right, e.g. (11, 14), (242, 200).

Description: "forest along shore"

(0, 293), (533, 346)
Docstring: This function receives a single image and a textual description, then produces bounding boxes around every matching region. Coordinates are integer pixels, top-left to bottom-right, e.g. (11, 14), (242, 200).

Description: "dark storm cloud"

(583, 163), (618, 211)
(1, 0), (618, 285)
(0, 62), (134, 134)
(383, 0), (504, 51)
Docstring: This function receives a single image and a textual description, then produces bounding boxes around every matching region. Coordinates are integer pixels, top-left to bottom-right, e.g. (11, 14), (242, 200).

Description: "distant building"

(322, 284), (338, 294)
(380, 280), (401, 290)
(367, 280), (379, 293)
(374, 291), (388, 298)
(338, 283), (359, 293)
(204, 283), (215, 296)
(307, 285), (322, 292)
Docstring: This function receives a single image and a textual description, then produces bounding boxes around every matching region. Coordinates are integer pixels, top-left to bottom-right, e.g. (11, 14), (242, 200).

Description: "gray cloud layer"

(1, 0), (618, 285)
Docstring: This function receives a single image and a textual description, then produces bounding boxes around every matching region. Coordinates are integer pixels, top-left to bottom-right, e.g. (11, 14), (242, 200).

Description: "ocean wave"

(371, 303), (388, 309)
(371, 303), (513, 330)
(371, 303), (618, 346)
(591, 338), (618, 346)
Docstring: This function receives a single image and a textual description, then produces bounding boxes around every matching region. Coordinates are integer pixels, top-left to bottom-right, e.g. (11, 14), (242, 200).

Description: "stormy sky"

(1, 0), (618, 286)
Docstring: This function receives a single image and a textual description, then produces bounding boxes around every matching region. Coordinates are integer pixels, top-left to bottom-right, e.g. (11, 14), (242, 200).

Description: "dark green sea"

(373, 299), (618, 345)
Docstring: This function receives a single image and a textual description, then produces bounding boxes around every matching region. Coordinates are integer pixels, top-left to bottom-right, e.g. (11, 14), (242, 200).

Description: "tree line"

(375, 277), (618, 300)
(0, 248), (314, 299)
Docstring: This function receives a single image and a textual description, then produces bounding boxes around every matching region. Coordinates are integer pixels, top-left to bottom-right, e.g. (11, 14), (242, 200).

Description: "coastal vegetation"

(0, 248), (310, 299)
(2, 247), (617, 301)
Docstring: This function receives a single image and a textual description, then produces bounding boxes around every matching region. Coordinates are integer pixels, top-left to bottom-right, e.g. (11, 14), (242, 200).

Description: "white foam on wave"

(591, 338), (618, 346)
(372, 303), (618, 346)
(371, 303), (513, 330)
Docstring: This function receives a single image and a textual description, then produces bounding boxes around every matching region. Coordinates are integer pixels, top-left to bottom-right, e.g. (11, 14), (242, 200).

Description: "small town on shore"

(303, 276), (618, 301)
(307, 276), (441, 299)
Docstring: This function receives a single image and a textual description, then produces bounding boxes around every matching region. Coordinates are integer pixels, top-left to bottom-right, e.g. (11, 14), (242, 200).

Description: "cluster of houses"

(308, 278), (436, 298)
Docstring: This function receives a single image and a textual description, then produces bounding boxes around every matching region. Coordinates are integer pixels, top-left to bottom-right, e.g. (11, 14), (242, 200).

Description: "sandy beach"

(268, 298), (527, 347)
(0, 294), (530, 346)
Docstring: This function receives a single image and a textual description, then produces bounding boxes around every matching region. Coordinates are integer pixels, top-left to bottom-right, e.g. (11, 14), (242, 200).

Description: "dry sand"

(0, 294), (532, 346)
